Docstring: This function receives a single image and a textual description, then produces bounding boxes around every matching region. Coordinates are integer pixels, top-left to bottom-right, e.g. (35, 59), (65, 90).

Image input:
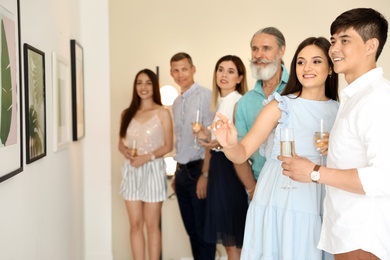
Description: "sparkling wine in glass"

(280, 128), (297, 189)
(192, 110), (201, 149)
(314, 119), (329, 166)
(130, 139), (137, 157)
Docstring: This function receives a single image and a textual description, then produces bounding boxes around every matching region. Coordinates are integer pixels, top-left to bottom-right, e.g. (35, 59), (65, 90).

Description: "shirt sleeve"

(265, 93), (290, 158)
(201, 88), (215, 127)
(357, 88), (390, 197)
(235, 97), (248, 141)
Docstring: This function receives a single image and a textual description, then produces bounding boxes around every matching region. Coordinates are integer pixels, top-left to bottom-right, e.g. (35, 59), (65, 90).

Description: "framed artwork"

(24, 43), (46, 164)
(70, 39), (85, 141)
(0, 0), (23, 182)
(52, 51), (71, 151)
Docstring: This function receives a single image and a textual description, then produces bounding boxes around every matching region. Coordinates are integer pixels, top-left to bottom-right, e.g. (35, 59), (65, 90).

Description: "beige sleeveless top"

(125, 111), (164, 155)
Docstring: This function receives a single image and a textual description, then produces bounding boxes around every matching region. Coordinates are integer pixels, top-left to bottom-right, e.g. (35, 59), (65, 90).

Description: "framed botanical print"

(0, 0), (23, 182)
(24, 43), (46, 164)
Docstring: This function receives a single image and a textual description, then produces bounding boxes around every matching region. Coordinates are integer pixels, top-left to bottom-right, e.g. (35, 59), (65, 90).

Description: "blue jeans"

(175, 160), (216, 260)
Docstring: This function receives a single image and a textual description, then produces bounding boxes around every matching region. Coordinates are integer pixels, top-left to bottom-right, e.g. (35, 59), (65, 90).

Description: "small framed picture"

(24, 43), (47, 164)
(70, 39), (85, 141)
(52, 51), (71, 151)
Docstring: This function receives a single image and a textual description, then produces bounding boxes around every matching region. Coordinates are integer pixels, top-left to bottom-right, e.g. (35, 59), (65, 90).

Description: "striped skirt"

(120, 158), (167, 202)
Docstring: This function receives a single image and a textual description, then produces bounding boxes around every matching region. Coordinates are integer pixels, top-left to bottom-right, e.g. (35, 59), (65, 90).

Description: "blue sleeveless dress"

(240, 93), (339, 260)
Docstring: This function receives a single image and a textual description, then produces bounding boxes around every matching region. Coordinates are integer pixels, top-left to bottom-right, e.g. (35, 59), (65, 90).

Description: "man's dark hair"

(330, 8), (388, 60)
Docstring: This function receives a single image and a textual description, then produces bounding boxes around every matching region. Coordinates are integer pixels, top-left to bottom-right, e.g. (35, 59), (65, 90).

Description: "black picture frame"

(70, 39), (85, 141)
(23, 43), (46, 164)
(0, 0), (23, 182)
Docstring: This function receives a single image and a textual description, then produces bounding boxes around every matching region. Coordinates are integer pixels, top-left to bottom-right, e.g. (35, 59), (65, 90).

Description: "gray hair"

(251, 27), (286, 49)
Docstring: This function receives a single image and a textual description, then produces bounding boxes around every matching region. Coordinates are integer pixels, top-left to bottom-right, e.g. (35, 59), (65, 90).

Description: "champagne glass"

(130, 139), (137, 157)
(280, 128), (297, 190)
(192, 110), (202, 149)
(314, 119), (329, 166)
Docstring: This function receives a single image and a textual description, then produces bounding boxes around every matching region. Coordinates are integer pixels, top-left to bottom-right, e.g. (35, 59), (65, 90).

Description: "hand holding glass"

(314, 119), (329, 166)
(192, 110), (202, 149)
(130, 140), (137, 157)
(280, 128), (297, 189)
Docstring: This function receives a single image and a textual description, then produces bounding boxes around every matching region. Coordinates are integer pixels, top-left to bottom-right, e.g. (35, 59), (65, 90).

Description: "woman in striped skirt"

(118, 69), (173, 260)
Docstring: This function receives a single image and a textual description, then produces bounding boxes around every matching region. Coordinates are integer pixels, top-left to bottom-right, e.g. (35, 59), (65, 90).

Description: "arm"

(278, 155), (364, 194)
(212, 100), (281, 164)
(196, 147), (210, 200)
(118, 138), (131, 159)
(195, 89), (214, 199)
(232, 103), (256, 200)
(280, 91), (390, 196)
(118, 110), (131, 159)
(234, 162), (256, 200)
(151, 107), (174, 158)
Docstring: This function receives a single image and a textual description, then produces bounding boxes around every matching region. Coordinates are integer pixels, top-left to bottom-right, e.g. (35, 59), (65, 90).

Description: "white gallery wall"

(0, 0), (388, 259)
(0, 0), (112, 259)
(109, 0), (390, 259)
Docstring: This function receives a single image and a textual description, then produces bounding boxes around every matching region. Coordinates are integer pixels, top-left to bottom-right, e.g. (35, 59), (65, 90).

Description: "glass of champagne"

(130, 139), (137, 157)
(314, 119), (329, 166)
(192, 110), (202, 149)
(280, 127), (297, 189)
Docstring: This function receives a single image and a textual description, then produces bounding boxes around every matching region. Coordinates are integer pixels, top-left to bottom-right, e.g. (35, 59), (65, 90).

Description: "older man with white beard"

(233, 27), (289, 200)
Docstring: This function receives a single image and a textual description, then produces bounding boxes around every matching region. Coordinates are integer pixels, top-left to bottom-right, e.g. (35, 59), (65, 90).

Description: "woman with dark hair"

(118, 69), (173, 260)
(211, 37), (339, 259)
(199, 55), (248, 259)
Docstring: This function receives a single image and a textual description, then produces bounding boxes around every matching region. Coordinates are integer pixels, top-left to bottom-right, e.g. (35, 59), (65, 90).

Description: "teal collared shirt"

(234, 65), (289, 179)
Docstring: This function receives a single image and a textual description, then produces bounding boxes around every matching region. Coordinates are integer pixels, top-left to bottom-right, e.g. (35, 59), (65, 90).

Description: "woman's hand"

(130, 154), (151, 168)
(315, 134), (329, 156)
(198, 139), (221, 149)
(278, 155), (315, 183)
(118, 140), (133, 160)
(209, 112), (238, 149)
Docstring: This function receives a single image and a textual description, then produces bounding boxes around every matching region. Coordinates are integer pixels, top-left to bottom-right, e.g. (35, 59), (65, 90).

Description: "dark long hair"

(119, 69), (162, 138)
(281, 37), (339, 101)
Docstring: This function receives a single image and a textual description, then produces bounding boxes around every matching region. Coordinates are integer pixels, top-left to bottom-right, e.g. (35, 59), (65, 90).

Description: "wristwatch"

(310, 165), (321, 183)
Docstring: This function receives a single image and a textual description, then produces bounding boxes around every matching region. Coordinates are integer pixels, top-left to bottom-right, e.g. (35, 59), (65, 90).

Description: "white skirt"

(120, 158), (167, 202)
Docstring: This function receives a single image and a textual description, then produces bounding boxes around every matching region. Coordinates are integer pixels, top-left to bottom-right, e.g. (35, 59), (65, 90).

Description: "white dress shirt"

(318, 68), (390, 259)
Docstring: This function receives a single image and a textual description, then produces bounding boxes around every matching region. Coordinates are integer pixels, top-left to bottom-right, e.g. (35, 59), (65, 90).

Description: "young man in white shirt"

(279, 8), (390, 260)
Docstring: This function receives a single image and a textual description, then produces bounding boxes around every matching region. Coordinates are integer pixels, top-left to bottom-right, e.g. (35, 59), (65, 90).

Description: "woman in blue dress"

(211, 37), (339, 259)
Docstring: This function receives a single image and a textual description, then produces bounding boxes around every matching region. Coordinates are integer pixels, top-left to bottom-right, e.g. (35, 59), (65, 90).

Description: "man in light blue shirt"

(170, 52), (216, 260)
(234, 27), (289, 199)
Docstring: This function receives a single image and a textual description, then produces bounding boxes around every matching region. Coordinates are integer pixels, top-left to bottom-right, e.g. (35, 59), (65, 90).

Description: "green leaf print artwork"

(28, 105), (43, 157)
(0, 19), (12, 146)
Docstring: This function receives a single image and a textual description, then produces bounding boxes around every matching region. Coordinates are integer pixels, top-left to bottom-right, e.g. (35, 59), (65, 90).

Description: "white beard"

(250, 57), (279, 81)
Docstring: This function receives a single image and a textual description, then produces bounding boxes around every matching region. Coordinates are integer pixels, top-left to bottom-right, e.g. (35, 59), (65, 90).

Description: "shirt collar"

(342, 67), (383, 98)
(181, 82), (198, 97)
